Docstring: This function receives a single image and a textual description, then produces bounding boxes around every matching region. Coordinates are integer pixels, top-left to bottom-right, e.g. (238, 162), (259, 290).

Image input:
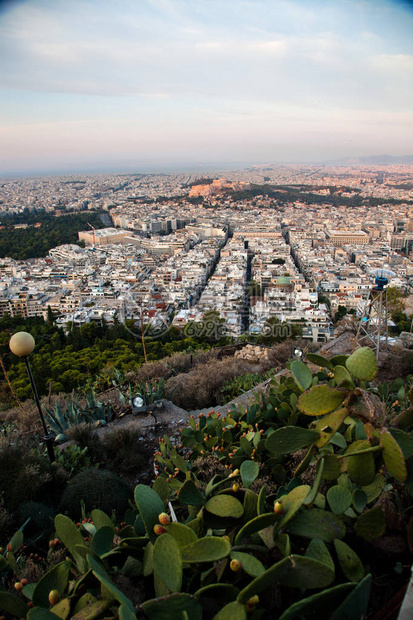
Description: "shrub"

(17, 501), (56, 543)
(164, 357), (252, 410)
(100, 428), (149, 474)
(0, 437), (67, 513)
(59, 468), (133, 518)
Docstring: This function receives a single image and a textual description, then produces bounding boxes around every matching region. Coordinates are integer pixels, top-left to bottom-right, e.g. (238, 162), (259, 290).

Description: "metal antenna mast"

(355, 268), (395, 359)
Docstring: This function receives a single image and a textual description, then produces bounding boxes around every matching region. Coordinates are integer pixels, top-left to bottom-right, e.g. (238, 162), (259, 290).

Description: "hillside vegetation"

(0, 347), (413, 618)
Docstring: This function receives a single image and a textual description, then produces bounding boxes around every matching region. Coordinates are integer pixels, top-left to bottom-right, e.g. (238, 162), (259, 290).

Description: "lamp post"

(9, 331), (55, 463)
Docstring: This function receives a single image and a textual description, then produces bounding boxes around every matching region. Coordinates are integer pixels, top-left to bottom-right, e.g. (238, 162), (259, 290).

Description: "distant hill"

(325, 154), (413, 165)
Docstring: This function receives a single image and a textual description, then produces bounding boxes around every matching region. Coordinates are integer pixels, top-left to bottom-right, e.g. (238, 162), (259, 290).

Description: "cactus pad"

(389, 428), (413, 459)
(291, 360), (313, 391)
(287, 508), (346, 542)
(165, 523), (198, 547)
(88, 555), (135, 612)
(345, 347), (378, 381)
(240, 460), (260, 488)
(354, 506), (385, 541)
(134, 484), (165, 542)
(327, 485), (352, 515)
(237, 555), (334, 604)
(362, 473), (385, 503)
(305, 538), (335, 573)
(214, 601), (247, 620)
(276, 533), (291, 557)
(274, 485), (311, 533)
(265, 426), (320, 455)
(322, 455), (342, 480)
(181, 536), (231, 563)
(334, 539), (364, 582)
(235, 512), (282, 545)
(153, 534), (183, 592)
(345, 440), (376, 486)
(230, 551), (265, 578)
(140, 593), (202, 620)
(298, 385), (346, 416)
(379, 428), (407, 482)
(205, 494), (244, 518)
(334, 365), (354, 388)
(178, 479), (205, 506)
(352, 489), (367, 513)
(32, 560), (72, 608)
(330, 573), (372, 620)
(279, 583), (355, 620)
(0, 593), (28, 618)
(314, 408), (349, 448)
(306, 353), (334, 370)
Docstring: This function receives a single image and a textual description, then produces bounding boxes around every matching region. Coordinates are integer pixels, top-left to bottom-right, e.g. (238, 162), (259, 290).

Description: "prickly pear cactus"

(345, 347), (378, 381)
(298, 385), (346, 416)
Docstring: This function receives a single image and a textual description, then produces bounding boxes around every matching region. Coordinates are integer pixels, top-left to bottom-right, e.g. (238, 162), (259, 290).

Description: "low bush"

(59, 468), (133, 518)
(164, 357), (252, 410)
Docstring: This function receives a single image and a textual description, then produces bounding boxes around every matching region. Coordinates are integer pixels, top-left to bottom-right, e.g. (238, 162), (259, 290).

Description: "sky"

(0, 0), (413, 175)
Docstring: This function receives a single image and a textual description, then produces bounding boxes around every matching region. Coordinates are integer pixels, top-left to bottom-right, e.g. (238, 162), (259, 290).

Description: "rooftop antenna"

(355, 268), (395, 359)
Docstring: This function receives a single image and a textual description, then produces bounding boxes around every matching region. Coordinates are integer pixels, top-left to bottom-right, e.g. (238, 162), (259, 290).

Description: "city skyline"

(1, 0), (413, 176)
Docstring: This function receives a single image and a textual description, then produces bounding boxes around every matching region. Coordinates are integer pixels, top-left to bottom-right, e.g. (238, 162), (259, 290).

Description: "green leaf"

(291, 360), (313, 390)
(298, 385), (346, 416)
(204, 495), (244, 518)
(240, 460), (259, 488)
(178, 479), (205, 506)
(153, 534), (183, 592)
(265, 426), (320, 455)
(134, 484), (165, 542)
(346, 347), (377, 381)
(181, 536), (231, 563)
(32, 561), (72, 608)
(334, 539), (365, 582)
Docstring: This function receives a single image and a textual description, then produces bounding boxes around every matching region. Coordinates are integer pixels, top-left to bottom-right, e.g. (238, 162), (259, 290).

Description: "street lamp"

(9, 331), (55, 463)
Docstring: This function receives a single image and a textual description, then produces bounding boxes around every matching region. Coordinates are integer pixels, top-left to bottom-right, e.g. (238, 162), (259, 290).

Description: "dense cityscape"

(1, 163), (412, 346)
